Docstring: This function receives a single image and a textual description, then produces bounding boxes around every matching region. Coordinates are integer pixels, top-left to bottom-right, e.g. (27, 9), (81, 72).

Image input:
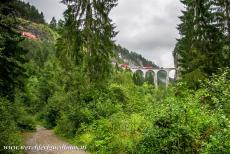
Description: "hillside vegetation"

(0, 0), (230, 154)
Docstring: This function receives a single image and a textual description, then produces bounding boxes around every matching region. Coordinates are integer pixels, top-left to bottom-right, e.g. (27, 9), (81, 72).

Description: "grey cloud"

(111, 0), (183, 67)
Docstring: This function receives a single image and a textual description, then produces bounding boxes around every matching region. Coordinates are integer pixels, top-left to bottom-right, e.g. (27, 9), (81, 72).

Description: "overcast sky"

(24, 0), (183, 68)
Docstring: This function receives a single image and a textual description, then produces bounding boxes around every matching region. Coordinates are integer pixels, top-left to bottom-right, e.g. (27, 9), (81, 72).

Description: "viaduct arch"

(130, 67), (175, 88)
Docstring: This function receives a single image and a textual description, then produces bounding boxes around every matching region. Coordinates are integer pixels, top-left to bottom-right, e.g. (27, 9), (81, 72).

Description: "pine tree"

(39, 12), (45, 23)
(49, 17), (57, 29)
(0, 1), (28, 100)
(174, 0), (227, 84)
(56, 6), (83, 68)
(61, 0), (118, 86)
(213, 0), (230, 66)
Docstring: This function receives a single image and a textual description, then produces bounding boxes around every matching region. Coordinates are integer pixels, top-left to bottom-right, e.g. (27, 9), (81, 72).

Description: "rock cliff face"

(18, 18), (59, 43)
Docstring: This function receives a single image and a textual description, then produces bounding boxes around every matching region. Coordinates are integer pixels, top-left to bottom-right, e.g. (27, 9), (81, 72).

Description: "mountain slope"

(18, 20), (157, 68)
(14, 0), (158, 70)
(114, 45), (159, 68)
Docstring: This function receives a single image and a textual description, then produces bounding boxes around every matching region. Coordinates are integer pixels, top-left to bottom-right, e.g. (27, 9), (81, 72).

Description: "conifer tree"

(0, 0), (28, 100)
(61, 0), (118, 86)
(174, 0), (227, 83)
(56, 6), (83, 68)
(49, 17), (57, 29)
(213, 0), (230, 66)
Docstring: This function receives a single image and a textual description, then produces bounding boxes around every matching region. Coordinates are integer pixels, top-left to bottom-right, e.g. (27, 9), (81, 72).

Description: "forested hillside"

(0, 0), (230, 154)
(10, 0), (45, 24)
(114, 45), (158, 67)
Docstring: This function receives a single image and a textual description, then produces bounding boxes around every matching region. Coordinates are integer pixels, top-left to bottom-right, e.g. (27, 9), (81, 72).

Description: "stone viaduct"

(119, 64), (176, 88)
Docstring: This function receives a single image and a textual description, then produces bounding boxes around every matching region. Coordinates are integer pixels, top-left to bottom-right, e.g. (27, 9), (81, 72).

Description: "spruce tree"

(56, 6), (83, 68)
(0, 1), (28, 100)
(213, 0), (230, 66)
(61, 0), (118, 86)
(174, 0), (227, 84)
(50, 17), (57, 29)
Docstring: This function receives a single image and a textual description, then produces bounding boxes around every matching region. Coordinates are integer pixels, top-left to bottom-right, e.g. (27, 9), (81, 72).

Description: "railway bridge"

(119, 64), (176, 88)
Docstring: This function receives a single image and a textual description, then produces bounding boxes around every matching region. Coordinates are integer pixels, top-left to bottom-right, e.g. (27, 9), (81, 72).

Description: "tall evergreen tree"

(61, 0), (118, 86)
(0, 0), (27, 100)
(174, 0), (228, 85)
(49, 17), (57, 29)
(56, 6), (83, 68)
(213, 0), (230, 66)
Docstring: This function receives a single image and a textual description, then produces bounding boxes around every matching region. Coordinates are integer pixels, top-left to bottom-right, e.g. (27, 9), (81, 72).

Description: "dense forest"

(0, 0), (230, 154)
(11, 0), (45, 24)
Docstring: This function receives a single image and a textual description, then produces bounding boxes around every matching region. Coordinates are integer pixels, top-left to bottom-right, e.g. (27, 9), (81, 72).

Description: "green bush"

(17, 115), (36, 131)
(13, 92), (36, 131)
(70, 71), (230, 154)
(55, 114), (77, 138)
(32, 69), (230, 154)
(136, 86), (230, 154)
(202, 68), (230, 116)
(75, 113), (150, 154)
(55, 105), (94, 138)
(0, 97), (23, 154)
(133, 70), (145, 86)
(39, 95), (62, 128)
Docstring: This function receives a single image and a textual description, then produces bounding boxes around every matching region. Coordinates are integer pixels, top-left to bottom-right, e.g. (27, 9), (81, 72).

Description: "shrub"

(202, 68), (230, 116)
(55, 106), (94, 138)
(0, 97), (23, 154)
(136, 86), (230, 154)
(17, 115), (36, 131)
(75, 113), (150, 154)
(39, 96), (62, 128)
(13, 92), (36, 131)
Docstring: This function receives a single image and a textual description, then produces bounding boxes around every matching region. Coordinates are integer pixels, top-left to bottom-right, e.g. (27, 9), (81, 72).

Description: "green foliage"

(17, 115), (36, 131)
(56, 9), (83, 67)
(145, 71), (155, 85)
(36, 60), (87, 129)
(133, 70), (144, 86)
(183, 68), (206, 89)
(1, 1), (229, 154)
(19, 37), (56, 114)
(0, 6), (28, 99)
(75, 113), (150, 154)
(54, 70), (229, 154)
(0, 97), (23, 154)
(41, 95), (63, 128)
(60, 0), (118, 87)
(174, 0), (230, 83)
(12, 0), (45, 24)
(201, 68), (230, 117)
(137, 86), (229, 153)
(49, 17), (57, 30)
(0, 2), (36, 153)
(20, 39), (55, 67)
